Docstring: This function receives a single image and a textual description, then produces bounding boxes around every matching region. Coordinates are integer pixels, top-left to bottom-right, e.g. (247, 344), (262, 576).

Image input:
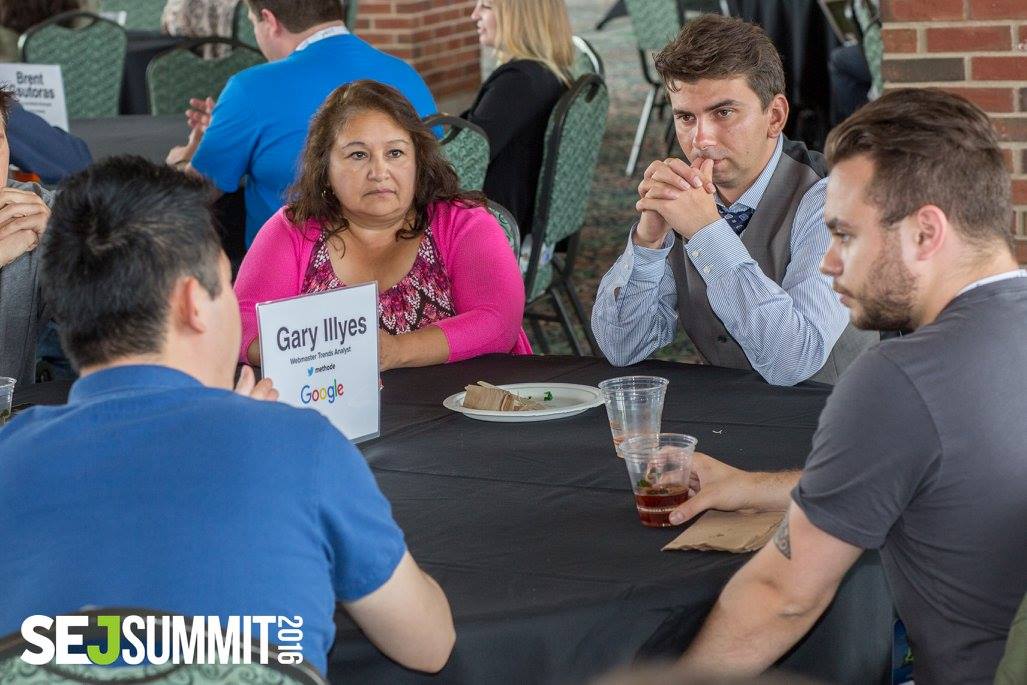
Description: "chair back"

(0, 608), (327, 684)
(571, 35), (604, 79)
(423, 114), (490, 193)
(19, 12), (127, 119)
(487, 200), (520, 260)
(523, 73), (608, 303)
(344, 0), (360, 28)
(147, 38), (265, 116)
(98, 0), (165, 31)
(623, 0), (684, 52)
(233, 1), (257, 49)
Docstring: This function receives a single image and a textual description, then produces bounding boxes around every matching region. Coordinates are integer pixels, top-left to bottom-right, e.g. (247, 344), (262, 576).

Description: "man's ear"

(261, 8), (282, 36)
(908, 205), (949, 262)
(172, 276), (209, 335)
(767, 94), (789, 138)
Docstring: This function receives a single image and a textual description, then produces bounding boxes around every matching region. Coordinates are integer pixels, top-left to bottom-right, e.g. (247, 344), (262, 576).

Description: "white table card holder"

(0, 63), (69, 132)
(256, 282), (380, 443)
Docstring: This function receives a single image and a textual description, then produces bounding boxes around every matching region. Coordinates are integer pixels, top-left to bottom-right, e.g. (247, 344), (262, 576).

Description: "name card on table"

(257, 283), (380, 443)
(0, 64), (68, 132)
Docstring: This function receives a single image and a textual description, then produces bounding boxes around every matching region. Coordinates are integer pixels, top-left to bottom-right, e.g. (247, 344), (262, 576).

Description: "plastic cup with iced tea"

(620, 433), (697, 527)
(598, 376), (669, 458)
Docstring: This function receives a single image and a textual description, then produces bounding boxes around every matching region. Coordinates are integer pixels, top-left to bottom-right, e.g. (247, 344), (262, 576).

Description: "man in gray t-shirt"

(669, 89), (1027, 685)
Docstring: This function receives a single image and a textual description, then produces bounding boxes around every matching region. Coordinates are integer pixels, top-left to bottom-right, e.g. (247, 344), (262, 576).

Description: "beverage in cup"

(0, 377), (15, 427)
(598, 376), (669, 457)
(620, 433), (697, 527)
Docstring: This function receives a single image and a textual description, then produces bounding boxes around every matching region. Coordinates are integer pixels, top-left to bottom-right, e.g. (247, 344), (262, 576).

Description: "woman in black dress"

(463, 0), (574, 243)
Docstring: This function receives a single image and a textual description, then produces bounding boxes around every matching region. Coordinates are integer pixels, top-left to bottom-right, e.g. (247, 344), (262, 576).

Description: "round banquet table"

(328, 355), (893, 684)
(10, 356), (894, 684)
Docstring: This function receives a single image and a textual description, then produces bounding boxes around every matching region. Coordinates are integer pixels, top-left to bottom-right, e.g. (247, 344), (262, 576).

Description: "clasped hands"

(633, 156), (721, 249)
(0, 186), (51, 268)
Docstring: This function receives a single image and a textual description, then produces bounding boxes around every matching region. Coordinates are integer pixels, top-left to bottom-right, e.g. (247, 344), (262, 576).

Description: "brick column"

(880, 0), (1027, 262)
(352, 1), (482, 111)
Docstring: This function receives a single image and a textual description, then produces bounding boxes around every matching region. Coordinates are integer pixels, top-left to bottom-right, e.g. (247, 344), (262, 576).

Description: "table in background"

(329, 355), (893, 685)
(71, 115), (248, 264)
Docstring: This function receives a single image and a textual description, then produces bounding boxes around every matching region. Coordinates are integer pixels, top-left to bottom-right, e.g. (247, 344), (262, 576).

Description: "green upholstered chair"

(344, 0), (359, 28)
(0, 609), (327, 685)
(523, 73), (609, 356)
(98, 0), (165, 31)
(147, 38), (265, 116)
(19, 12), (127, 119)
(571, 35), (604, 79)
(422, 114), (491, 193)
(232, 1), (257, 49)
(621, 0), (725, 176)
(487, 200), (520, 260)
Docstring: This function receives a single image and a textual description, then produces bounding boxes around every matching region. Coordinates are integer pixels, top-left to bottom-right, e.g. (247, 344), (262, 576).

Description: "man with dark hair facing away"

(0, 156), (455, 676)
(593, 14), (877, 386)
(670, 88), (1027, 685)
(166, 0), (437, 247)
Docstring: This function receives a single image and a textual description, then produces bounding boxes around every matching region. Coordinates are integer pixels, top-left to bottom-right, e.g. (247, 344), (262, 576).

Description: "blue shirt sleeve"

(8, 103), (92, 185)
(191, 73), (258, 194)
(314, 422), (407, 602)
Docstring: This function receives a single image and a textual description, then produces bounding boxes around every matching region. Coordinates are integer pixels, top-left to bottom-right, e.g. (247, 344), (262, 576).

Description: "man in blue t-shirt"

(165, 0), (437, 245)
(0, 157), (454, 675)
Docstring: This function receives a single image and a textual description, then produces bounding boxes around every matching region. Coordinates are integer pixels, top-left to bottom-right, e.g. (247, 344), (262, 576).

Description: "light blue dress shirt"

(591, 136), (850, 386)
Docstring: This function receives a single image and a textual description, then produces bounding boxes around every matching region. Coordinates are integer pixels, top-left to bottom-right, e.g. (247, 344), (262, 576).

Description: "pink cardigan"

(235, 200), (532, 362)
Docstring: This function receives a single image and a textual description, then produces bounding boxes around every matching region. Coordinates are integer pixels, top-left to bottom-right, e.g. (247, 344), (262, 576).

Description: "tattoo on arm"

(773, 516), (792, 560)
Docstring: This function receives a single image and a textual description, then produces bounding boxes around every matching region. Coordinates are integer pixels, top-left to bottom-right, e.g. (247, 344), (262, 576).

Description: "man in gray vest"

(0, 87), (54, 386)
(592, 14), (875, 385)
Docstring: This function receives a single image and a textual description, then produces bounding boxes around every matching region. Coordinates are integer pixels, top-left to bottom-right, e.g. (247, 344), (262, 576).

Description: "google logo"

(300, 380), (344, 404)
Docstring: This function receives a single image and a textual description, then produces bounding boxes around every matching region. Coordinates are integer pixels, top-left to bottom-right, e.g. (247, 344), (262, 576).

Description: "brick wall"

(880, 1), (1027, 261)
(352, 0), (481, 109)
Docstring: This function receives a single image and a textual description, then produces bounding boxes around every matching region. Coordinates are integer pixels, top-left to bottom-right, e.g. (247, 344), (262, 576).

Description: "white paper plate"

(443, 382), (604, 422)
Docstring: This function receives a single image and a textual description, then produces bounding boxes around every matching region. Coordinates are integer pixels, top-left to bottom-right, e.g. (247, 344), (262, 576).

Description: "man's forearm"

(744, 471), (801, 511)
(678, 559), (827, 676)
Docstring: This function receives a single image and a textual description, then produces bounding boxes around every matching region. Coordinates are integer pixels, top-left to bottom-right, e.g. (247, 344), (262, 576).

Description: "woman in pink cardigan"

(235, 80), (531, 369)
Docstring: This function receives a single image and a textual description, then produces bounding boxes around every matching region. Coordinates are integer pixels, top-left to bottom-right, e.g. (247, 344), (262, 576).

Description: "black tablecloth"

(72, 114), (186, 163)
(328, 355), (893, 684)
(11, 357), (893, 684)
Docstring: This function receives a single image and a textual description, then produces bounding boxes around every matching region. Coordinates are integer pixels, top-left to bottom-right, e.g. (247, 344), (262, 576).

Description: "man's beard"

(849, 246), (918, 332)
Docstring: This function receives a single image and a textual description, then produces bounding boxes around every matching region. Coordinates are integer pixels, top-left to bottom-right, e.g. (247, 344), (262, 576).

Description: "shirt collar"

(295, 25), (349, 52)
(955, 269), (1027, 297)
(68, 365), (203, 404)
(715, 135), (784, 214)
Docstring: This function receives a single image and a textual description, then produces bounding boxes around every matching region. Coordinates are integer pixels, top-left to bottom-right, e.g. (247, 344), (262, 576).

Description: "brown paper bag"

(662, 510), (785, 553)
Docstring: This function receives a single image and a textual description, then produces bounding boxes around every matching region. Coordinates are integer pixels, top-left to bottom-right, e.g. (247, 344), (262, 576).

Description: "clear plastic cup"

(0, 377), (15, 427)
(620, 433), (697, 527)
(598, 376), (669, 458)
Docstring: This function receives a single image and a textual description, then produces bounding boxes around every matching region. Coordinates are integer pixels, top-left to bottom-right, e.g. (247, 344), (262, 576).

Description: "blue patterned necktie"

(718, 204), (755, 235)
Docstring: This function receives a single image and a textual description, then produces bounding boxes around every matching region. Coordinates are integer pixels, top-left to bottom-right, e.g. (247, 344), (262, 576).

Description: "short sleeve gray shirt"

(793, 278), (1027, 685)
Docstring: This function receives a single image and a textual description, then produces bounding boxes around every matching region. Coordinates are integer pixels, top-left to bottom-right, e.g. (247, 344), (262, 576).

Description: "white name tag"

(0, 63), (69, 131)
(257, 283), (380, 443)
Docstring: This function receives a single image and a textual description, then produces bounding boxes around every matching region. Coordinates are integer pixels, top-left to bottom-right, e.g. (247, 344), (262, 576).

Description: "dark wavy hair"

(287, 80), (484, 243)
(0, 0), (80, 34)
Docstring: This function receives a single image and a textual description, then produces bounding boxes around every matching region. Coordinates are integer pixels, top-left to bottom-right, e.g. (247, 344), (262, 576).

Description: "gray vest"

(668, 138), (877, 384)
